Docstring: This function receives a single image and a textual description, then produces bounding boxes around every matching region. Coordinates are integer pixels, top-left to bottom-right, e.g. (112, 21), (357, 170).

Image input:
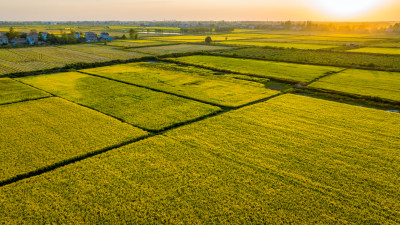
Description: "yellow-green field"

(1, 94), (399, 223)
(217, 41), (336, 49)
(309, 69), (400, 102)
(170, 55), (342, 82)
(0, 97), (147, 181)
(348, 47), (400, 55)
(59, 44), (150, 60)
(0, 78), (50, 104)
(105, 40), (166, 48)
(133, 44), (232, 55)
(17, 72), (220, 131)
(80, 62), (279, 107)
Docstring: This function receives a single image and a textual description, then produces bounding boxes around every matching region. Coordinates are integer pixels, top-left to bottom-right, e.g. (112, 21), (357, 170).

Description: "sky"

(0, 0), (399, 21)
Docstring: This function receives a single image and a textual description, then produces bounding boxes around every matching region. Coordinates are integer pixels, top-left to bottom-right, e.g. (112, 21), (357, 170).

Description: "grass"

(214, 47), (400, 71)
(348, 47), (400, 55)
(0, 78), (50, 104)
(170, 55), (342, 83)
(218, 41), (336, 49)
(1, 94), (399, 224)
(133, 44), (232, 55)
(0, 97), (147, 182)
(309, 69), (400, 102)
(18, 72), (220, 131)
(80, 62), (279, 107)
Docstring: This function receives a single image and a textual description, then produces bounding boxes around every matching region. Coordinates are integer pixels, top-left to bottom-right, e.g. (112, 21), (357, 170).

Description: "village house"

(11, 38), (27, 46)
(100, 32), (110, 40)
(0, 35), (9, 45)
(41, 32), (49, 41)
(26, 32), (39, 45)
(75, 32), (81, 39)
(85, 32), (98, 42)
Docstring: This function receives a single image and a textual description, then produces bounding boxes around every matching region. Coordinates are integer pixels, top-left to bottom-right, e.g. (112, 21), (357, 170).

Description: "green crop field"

(106, 40), (165, 48)
(80, 62), (279, 107)
(348, 47), (400, 55)
(218, 41), (336, 49)
(0, 97), (147, 182)
(148, 35), (247, 42)
(59, 44), (150, 60)
(309, 69), (400, 102)
(0, 78), (50, 104)
(214, 47), (400, 71)
(170, 55), (342, 82)
(289, 35), (382, 42)
(17, 72), (220, 131)
(133, 44), (232, 55)
(1, 94), (399, 223)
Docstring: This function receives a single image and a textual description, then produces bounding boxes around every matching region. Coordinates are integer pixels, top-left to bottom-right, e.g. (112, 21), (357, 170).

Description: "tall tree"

(129, 28), (137, 39)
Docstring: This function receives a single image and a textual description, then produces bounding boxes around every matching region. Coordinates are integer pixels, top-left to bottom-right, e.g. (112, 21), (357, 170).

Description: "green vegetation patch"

(171, 55), (341, 82)
(81, 62), (279, 107)
(348, 47), (400, 55)
(133, 44), (231, 55)
(59, 44), (150, 60)
(0, 78), (50, 104)
(215, 47), (400, 71)
(106, 40), (165, 48)
(0, 97), (147, 181)
(309, 69), (400, 102)
(18, 72), (220, 131)
(218, 41), (336, 49)
(1, 94), (399, 223)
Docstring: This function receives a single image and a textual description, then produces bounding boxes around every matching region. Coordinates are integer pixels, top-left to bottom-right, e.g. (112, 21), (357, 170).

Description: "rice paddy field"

(170, 55), (342, 82)
(1, 30), (400, 223)
(217, 41), (336, 49)
(80, 62), (279, 107)
(1, 94), (399, 224)
(17, 72), (220, 131)
(347, 47), (400, 55)
(309, 69), (400, 102)
(133, 44), (232, 55)
(0, 78), (50, 104)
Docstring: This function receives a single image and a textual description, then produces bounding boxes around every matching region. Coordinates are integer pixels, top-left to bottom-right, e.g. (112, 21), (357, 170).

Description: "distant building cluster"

(0, 31), (113, 47)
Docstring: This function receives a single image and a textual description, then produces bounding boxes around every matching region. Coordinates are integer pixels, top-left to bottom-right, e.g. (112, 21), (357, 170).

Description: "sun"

(313, 0), (384, 18)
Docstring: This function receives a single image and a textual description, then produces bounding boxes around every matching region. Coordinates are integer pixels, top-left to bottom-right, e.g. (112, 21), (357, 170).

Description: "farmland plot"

(18, 72), (220, 131)
(1, 94), (399, 224)
(59, 44), (150, 60)
(106, 40), (166, 48)
(218, 41), (336, 49)
(0, 78), (50, 104)
(309, 69), (400, 102)
(0, 97), (147, 181)
(81, 62), (279, 107)
(348, 47), (400, 55)
(171, 55), (342, 82)
(133, 44), (232, 55)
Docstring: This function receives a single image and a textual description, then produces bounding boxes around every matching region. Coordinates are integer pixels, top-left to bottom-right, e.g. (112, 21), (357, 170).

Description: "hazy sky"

(0, 0), (399, 21)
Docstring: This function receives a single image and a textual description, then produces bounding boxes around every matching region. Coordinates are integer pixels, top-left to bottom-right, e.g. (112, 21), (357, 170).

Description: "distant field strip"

(133, 44), (232, 55)
(309, 69), (400, 102)
(289, 35), (382, 42)
(347, 47), (400, 55)
(106, 40), (165, 48)
(18, 72), (220, 131)
(0, 97), (147, 182)
(59, 44), (150, 60)
(0, 45), (150, 76)
(218, 41), (336, 49)
(148, 35), (247, 42)
(1, 94), (399, 223)
(171, 55), (342, 82)
(80, 62), (279, 107)
(0, 78), (50, 104)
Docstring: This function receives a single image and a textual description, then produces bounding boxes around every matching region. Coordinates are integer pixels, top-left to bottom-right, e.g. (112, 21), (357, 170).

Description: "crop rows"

(18, 72), (221, 131)
(0, 97), (147, 182)
(0, 78), (50, 104)
(348, 47), (400, 55)
(169, 55), (342, 83)
(133, 44), (232, 55)
(81, 62), (279, 107)
(1, 94), (399, 223)
(217, 41), (336, 49)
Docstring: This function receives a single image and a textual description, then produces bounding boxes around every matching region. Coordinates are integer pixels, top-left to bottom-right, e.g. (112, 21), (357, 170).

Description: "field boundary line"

(0, 96), (53, 107)
(305, 68), (348, 86)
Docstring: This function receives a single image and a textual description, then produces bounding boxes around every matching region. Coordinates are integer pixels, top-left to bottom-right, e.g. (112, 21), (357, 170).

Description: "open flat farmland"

(1, 94), (399, 223)
(215, 47), (400, 71)
(309, 69), (400, 102)
(289, 35), (382, 42)
(81, 62), (279, 107)
(348, 47), (400, 55)
(59, 44), (150, 60)
(0, 97), (147, 182)
(148, 35), (247, 42)
(218, 41), (336, 49)
(18, 72), (220, 131)
(171, 55), (342, 82)
(133, 44), (232, 55)
(106, 40), (166, 48)
(0, 78), (50, 104)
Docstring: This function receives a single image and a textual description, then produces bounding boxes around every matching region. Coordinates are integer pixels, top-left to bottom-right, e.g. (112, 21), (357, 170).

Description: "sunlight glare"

(313, 0), (384, 18)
